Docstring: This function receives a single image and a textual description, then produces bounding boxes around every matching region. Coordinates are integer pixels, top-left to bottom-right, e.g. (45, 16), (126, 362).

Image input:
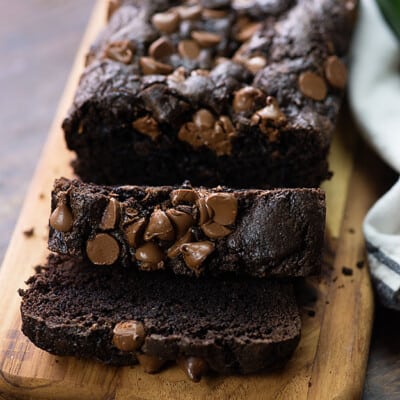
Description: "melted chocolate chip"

(135, 242), (164, 270)
(132, 116), (161, 141)
(50, 204), (73, 232)
(251, 96), (286, 125)
(170, 189), (198, 205)
(206, 192), (237, 225)
(324, 56), (347, 89)
(99, 198), (119, 230)
(166, 229), (192, 259)
(124, 217), (146, 247)
(233, 86), (264, 113)
(178, 357), (209, 382)
(113, 320), (145, 352)
(178, 4), (203, 20)
(136, 354), (166, 373)
(166, 209), (195, 238)
(201, 221), (232, 238)
(298, 71), (327, 101)
(180, 241), (215, 272)
(235, 21), (262, 42)
(244, 56), (267, 74)
(196, 197), (213, 225)
(144, 209), (175, 241)
(86, 233), (120, 265)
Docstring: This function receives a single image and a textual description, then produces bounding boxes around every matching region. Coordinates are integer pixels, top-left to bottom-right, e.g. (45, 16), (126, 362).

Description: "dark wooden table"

(0, 1), (399, 399)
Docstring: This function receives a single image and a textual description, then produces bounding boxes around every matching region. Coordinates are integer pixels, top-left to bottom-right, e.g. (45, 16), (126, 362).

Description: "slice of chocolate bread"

(63, 0), (357, 188)
(48, 178), (325, 277)
(20, 254), (301, 378)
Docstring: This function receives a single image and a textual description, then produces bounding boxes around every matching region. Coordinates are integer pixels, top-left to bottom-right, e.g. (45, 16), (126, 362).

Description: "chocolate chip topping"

(251, 96), (286, 125)
(165, 209), (194, 239)
(151, 10), (180, 34)
(193, 109), (215, 129)
(149, 37), (175, 61)
(86, 233), (120, 265)
(191, 31), (222, 47)
(136, 354), (166, 374)
(144, 209), (175, 241)
(112, 320), (145, 352)
(206, 193), (237, 225)
(180, 241), (215, 273)
(135, 242), (164, 270)
(178, 4), (203, 20)
(132, 116), (161, 141)
(324, 55), (347, 89)
(233, 86), (264, 113)
(166, 229), (192, 259)
(298, 71), (327, 101)
(103, 40), (135, 64)
(235, 21), (262, 42)
(178, 357), (209, 382)
(178, 40), (200, 60)
(139, 57), (173, 75)
(201, 221), (232, 239)
(49, 204), (73, 232)
(196, 197), (213, 225)
(170, 189), (198, 205)
(244, 56), (267, 74)
(99, 197), (119, 230)
(202, 8), (228, 19)
(124, 217), (146, 247)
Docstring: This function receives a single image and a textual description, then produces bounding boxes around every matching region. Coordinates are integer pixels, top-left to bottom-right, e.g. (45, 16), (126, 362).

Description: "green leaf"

(376, 0), (400, 39)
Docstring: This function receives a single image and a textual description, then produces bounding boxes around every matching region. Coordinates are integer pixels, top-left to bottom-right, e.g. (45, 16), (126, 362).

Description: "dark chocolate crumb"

(308, 381), (312, 388)
(325, 301), (330, 304)
(338, 284), (345, 289)
(356, 260), (364, 269)
(348, 228), (355, 234)
(342, 266), (353, 276)
(39, 193), (45, 199)
(307, 310), (315, 317)
(332, 276), (338, 282)
(23, 228), (34, 238)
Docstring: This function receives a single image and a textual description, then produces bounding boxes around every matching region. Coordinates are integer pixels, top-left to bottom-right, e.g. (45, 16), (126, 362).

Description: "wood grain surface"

(0, 1), (398, 399)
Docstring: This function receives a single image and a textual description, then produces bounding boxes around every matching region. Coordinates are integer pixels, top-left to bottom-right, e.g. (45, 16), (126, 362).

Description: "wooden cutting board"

(0, 1), (381, 399)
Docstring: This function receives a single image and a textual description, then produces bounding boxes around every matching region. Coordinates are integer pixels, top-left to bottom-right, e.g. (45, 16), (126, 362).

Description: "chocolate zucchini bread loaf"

(48, 178), (325, 277)
(63, 0), (356, 187)
(20, 254), (301, 378)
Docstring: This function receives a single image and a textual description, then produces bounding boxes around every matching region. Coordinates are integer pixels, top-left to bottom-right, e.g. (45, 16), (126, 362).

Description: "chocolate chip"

(202, 8), (228, 18)
(148, 37), (175, 61)
(191, 31), (222, 47)
(112, 320), (145, 352)
(178, 39), (200, 60)
(298, 71), (327, 101)
(23, 228), (34, 238)
(324, 56), (347, 89)
(50, 204), (73, 232)
(139, 57), (173, 75)
(342, 266), (353, 276)
(103, 40), (135, 64)
(100, 198), (120, 230)
(251, 96), (286, 125)
(233, 87), (264, 113)
(132, 116), (161, 141)
(244, 56), (267, 74)
(86, 233), (120, 265)
(136, 354), (166, 373)
(135, 242), (164, 270)
(178, 4), (203, 20)
(206, 193), (237, 225)
(151, 10), (180, 34)
(171, 189), (198, 205)
(235, 21), (262, 42)
(356, 260), (364, 269)
(196, 197), (213, 225)
(193, 109), (215, 129)
(178, 357), (209, 382)
(180, 241), (215, 272)
(201, 221), (232, 238)
(124, 217), (146, 247)
(166, 209), (195, 239)
(144, 209), (175, 241)
(166, 230), (192, 259)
